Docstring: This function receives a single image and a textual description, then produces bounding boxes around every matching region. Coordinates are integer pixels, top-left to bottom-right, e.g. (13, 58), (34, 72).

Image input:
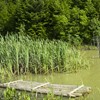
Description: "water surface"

(3, 50), (100, 99)
(28, 50), (100, 100)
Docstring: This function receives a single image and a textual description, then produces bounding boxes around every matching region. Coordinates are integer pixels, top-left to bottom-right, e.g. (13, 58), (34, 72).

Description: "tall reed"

(0, 35), (89, 74)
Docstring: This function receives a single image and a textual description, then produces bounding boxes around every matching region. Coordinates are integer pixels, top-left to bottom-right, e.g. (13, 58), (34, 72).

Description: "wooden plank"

(34, 88), (83, 97)
(0, 80), (91, 98)
(32, 82), (50, 90)
(4, 80), (23, 86)
(68, 85), (84, 97)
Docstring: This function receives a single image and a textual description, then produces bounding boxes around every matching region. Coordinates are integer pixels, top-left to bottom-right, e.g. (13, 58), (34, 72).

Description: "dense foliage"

(0, 0), (100, 43)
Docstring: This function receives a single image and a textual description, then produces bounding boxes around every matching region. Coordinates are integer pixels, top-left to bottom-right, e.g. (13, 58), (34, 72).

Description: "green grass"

(2, 87), (87, 100)
(0, 35), (89, 75)
(2, 87), (63, 100)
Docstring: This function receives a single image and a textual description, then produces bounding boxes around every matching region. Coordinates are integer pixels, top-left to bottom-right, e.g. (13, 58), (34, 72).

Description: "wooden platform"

(0, 80), (91, 98)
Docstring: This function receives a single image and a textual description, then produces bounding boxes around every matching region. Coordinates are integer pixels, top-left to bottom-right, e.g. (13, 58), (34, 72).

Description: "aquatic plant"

(3, 88), (63, 100)
(0, 35), (89, 74)
(4, 88), (30, 100)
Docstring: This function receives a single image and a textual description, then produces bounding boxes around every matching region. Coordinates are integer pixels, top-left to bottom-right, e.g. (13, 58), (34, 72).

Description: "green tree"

(0, 0), (100, 44)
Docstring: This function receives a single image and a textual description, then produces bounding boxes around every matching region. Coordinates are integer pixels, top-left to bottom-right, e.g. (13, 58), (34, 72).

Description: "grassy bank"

(0, 35), (89, 75)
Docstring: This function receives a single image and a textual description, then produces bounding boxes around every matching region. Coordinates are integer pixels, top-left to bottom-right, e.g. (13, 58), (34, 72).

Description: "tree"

(0, 0), (100, 44)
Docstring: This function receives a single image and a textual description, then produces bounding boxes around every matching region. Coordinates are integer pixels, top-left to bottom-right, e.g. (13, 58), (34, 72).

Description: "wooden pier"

(0, 80), (91, 98)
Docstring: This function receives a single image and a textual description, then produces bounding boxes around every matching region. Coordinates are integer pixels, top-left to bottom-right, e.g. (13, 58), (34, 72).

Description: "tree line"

(0, 0), (100, 44)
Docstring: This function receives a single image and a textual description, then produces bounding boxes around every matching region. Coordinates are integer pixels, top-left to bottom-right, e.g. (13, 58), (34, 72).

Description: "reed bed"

(0, 35), (89, 74)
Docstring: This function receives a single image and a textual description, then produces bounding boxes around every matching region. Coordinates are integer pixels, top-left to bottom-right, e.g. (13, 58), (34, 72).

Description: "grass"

(1, 87), (64, 100)
(2, 87), (88, 100)
(0, 35), (89, 75)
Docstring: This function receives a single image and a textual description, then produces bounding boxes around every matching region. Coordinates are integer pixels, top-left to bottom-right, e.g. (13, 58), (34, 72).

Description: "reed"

(0, 35), (89, 74)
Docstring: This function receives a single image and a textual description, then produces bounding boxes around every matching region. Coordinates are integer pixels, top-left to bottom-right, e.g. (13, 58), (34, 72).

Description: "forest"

(0, 0), (100, 44)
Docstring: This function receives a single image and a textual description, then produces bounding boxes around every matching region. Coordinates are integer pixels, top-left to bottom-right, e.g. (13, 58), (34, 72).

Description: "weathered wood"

(0, 80), (91, 98)
(32, 82), (49, 90)
(68, 85), (84, 96)
(4, 80), (23, 86)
